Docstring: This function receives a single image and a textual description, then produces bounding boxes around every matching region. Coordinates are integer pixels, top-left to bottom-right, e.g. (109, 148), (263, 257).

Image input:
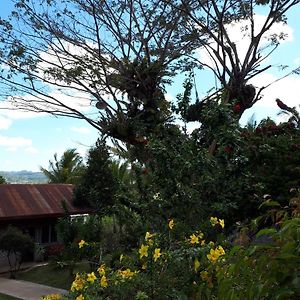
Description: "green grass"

(0, 293), (22, 300)
(17, 262), (90, 290)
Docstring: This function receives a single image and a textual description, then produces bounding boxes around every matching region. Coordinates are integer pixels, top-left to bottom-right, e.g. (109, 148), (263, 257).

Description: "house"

(0, 184), (92, 245)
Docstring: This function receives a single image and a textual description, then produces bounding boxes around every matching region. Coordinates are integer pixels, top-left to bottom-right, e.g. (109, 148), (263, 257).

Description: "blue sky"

(0, 1), (300, 171)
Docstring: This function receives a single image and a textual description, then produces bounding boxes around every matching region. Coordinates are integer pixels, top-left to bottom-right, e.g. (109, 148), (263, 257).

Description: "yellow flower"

(210, 217), (218, 226)
(145, 231), (155, 245)
(78, 240), (87, 248)
(118, 268), (135, 279)
(200, 271), (213, 287)
(139, 244), (149, 259)
(153, 248), (162, 262)
(100, 275), (108, 288)
(208, 241), (215, 248)
(207, 246), (225, 263)
(219, 219), (225, 228)
(142, 263), (147, 270)
(196, 230), (204, 239)
(200, 270), (209, 281)
(189, 234), (199, 245)
(76, 295), (84, 300)
(87, 272), (97, 283)
(41, 294), (61, 300)
(168, 219), (174, 230)
(97, 264), (106, 276)
(71, 274), (85, 291)
(216, 245), (225, 255)
(201, 240), (206, 246)
(194, 258), (200, 272)
(207, 249), (219, 263)
(145, 231), (155, 241)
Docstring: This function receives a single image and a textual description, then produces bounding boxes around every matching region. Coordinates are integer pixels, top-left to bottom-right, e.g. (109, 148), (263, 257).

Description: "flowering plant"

(64, 217), (227, 299)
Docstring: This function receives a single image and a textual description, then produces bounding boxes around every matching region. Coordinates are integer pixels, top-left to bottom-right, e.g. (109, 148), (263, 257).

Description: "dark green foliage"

(0, 226), (34, 256)
(0, 293), (22, 300)
(56, 215), (80, 246)
(131, 97), (300, 230)
(241, 119), (300, 204)
(0, 175), (6, 184)
(0, 226), (34, 278)
(73, 140), (117, 214)
(216, 207), (300, 299)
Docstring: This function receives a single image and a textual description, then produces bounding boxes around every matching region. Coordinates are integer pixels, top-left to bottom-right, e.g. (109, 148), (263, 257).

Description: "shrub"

(55, 192), (300, 299)
(0, 226), (34, 278)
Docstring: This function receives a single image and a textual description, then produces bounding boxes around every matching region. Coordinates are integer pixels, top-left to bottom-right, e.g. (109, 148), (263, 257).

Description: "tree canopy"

(0, 0), (299, 146)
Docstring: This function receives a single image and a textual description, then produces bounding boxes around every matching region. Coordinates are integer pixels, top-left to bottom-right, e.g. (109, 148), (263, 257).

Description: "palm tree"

(110, 160), (133, 186)
(40, 148), (85, 184)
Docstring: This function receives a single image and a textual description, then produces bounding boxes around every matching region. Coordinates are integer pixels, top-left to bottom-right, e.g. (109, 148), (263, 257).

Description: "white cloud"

(76, 144), (90, 161)
(249, 72), (300, 109)
(165, 93), (174, 102)
(234, 68), (300, 125)
(294, 57), (300, 65)
(0, 116), (12, 130)
(197, 14), (294, 70)
(0, 135), (32, 148)
(47, 90), (92, 112)
(0, 100), (45, 120)
(25, 146), (39, 154)
(0, 88), (94, 123)
(70, 126), (92, 134)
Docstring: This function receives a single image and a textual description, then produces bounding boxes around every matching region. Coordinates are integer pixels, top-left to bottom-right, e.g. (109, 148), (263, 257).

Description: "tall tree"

(1, 1), (298, 146)
(40, 148), (85, 184)
(0, 0), (193, 145)
(73, 141), (117, 214)
(168, 0), (300, 120)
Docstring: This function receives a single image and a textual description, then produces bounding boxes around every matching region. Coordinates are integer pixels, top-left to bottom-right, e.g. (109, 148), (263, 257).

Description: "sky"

(0, 1), (300, 171)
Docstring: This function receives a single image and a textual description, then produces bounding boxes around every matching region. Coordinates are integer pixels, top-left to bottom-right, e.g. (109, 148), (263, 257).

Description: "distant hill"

(0, 170), (48, 184)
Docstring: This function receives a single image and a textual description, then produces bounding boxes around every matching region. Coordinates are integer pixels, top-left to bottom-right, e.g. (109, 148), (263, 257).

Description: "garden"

(41, 110), (300, 300)
(0, 0), (300, 299)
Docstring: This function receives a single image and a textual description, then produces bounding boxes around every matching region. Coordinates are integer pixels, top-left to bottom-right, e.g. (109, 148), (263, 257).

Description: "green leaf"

(259, 200), (281, 209)
(256, 228), (277, 238)
(275, 289), (294, 300)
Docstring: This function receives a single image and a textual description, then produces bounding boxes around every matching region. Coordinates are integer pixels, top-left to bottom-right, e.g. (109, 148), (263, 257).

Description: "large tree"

(0, 0), (192, 145)
(0, 0), (299, 146)
(171, 0), (300, 119)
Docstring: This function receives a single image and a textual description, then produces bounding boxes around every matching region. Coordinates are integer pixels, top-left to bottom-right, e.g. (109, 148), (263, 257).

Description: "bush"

(56, 192), (300, 299)
(0, 226), (34, 278)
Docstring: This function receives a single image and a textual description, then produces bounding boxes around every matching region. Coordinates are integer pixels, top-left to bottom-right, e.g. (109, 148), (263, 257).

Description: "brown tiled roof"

(0, 184), (91, 220)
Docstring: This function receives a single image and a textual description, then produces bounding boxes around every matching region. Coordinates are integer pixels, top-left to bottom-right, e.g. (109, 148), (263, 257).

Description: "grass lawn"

(0, 293), (22, 300)
(17, 262), (90, 290)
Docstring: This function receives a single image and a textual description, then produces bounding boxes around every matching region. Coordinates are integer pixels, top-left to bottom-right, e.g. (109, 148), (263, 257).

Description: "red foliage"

(45, 243), (65, 257)
(142, 168), (149, 175)
(233, 103), (241, 113)
(224, 146), (233, 153)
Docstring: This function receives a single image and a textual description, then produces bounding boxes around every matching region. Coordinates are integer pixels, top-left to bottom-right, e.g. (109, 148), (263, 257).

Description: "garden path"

(0, 277), (67, 300)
